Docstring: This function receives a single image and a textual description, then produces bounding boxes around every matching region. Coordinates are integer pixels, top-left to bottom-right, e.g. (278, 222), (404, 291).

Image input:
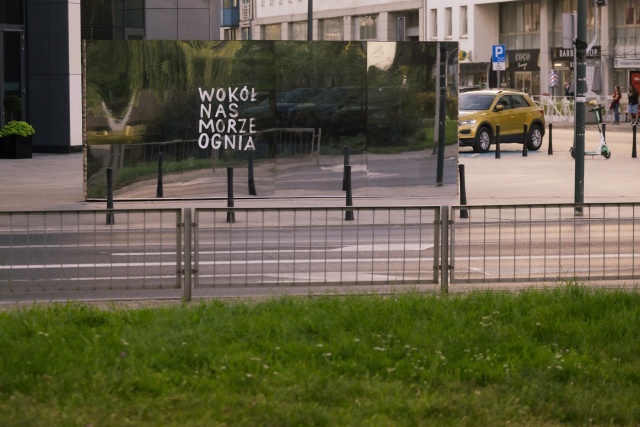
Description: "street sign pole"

(574, 0), (586, 214)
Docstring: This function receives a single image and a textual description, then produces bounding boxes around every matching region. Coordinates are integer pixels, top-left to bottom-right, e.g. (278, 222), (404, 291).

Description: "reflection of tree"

(366, 43), (438, 146)
(274, 42), (366, 90)
(86, 40), (242, 124)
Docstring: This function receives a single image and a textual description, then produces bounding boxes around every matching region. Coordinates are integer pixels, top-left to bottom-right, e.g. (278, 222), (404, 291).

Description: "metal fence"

(2, 202), (640, 302)
(0, 209), (183, 300)
(450, 203), (640, 285)
(193, 206), (440, 293)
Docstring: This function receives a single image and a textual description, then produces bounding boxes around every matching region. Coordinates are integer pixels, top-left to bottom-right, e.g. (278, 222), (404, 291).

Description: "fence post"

(345, 165), (354, 221)
(548, 123), (553, 155)
(226, 166), (235, 223)
(342, 146), (350, 191)
(183, 208), (192, 302)
(248, 150), (257, 196)
(522, 124), (528, 157)
(440, 206), (449, 295)
(106, 167), (115, 225)
(633, 125), (637, 158)
(495, 125), (501, 159)
(458, 164), (468, 219)
(156, 152), (164, 198)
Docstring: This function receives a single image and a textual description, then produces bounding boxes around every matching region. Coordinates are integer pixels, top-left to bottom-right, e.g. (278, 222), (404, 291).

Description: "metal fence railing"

(3, 202), (640, 302)
(0, 209), (183, 300)
(449, 203), (640, 285)
(192, 206), (441, 293)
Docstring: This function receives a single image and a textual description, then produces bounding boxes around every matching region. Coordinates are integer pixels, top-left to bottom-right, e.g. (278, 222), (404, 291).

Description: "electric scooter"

(570, 102), (611, 159)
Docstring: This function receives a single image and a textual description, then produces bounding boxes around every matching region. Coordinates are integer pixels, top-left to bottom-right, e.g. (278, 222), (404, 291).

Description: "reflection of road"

(114, 148), (459, 199)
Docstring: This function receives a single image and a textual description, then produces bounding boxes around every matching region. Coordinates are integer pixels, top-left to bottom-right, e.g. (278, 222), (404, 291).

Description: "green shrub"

(0, 120), (35, 138)
(3, 95), (22, 113)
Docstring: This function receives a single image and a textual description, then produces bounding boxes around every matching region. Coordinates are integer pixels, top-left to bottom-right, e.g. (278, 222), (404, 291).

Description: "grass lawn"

(1, 284), (639, 426)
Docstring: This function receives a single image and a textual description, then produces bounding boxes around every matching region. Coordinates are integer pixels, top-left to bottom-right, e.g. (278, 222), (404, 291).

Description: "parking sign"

(492, 44), (506, 71)
(492, 45), (506, 63)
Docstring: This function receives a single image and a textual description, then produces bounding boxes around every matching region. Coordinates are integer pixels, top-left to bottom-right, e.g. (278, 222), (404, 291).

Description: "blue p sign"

(492, 45), (506, 63)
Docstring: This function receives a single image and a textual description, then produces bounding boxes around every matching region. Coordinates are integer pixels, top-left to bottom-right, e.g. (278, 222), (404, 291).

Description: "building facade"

(230, 0), (639, 101)
(4, 1), (640, 153)
(1, 0), (221, 153)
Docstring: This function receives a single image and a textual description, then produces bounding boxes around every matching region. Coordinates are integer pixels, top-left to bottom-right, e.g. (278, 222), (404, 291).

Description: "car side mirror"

(494, 104), (504, 112)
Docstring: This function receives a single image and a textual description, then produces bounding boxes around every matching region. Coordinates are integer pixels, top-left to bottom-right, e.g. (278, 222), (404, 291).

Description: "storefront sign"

(614, 58), (640, 68)
(506, 49), (540, 72)
(551, 46), (601, 61)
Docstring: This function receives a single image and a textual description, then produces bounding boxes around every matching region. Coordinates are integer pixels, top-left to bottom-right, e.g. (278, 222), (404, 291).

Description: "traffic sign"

(492, 44), (506, 63)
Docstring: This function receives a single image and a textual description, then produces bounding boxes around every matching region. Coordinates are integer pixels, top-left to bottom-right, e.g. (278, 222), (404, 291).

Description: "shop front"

(494, 49), (540, 95)
(551, 46), (601, 97)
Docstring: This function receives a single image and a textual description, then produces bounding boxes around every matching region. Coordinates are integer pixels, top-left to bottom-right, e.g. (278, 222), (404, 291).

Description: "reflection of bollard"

(156, 152), (164, 198)
(522, 124), (528, 157)
(106, 168), (115, 225)
(345, 165), (354, 221)
(226, 166), (235, 223)
(459, 164), (468, 219)
(548, 123), (553, 155)
(342, 146), (350, 191)
(248, 150), (257, 196)
(633, 125), (637, 158)
(495, 125), (501, 159)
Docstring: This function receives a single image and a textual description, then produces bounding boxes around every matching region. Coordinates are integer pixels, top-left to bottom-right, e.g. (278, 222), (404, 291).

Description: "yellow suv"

(458, 89), (545, 153)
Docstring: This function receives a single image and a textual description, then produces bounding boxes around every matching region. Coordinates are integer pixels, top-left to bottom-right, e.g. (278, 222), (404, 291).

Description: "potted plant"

(0, 96), (35, 159)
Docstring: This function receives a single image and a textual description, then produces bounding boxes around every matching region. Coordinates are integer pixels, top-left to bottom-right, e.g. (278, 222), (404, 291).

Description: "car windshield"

(459, 94), (496, 111)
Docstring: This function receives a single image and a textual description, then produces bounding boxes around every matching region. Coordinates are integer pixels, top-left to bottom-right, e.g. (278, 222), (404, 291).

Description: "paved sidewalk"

(2, 123), (640, 212)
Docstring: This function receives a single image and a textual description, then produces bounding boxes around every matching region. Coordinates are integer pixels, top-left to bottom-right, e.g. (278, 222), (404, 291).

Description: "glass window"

(460, 6), (468, 37)
(445, 8), (452, 38)
(320, 18), (343, 41)
(358, 15), (377, 40)
(81, 0), (144, 40)
(430, 9), (437, 39)
(263, 24), (282, 40)
(0, 0), (22, 24)
(290, 21), (307, 40)
(499, 0), (541, 48)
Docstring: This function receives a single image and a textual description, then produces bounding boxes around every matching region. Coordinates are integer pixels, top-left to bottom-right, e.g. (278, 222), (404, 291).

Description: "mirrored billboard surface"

(85, 41), (458, 199)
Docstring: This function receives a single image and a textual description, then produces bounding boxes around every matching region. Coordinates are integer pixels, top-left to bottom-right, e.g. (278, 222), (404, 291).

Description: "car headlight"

(458, 119), (476, 126)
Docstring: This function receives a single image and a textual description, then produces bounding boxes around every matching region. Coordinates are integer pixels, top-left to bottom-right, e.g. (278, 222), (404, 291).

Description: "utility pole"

(574, 0), (587, 213)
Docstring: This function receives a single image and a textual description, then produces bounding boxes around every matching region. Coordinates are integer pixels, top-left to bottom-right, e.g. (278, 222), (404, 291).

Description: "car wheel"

(527, 124), (544, 151)
(473, 127), (491, 153)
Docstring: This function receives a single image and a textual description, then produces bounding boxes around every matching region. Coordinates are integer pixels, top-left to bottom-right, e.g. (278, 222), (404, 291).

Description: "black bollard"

(459, 164), (468, 219)
(522, 124), (528, 157)
(156, 152), (164, 198)
(226, 166), (235, 223)
(495, 125), (501, 159)
(342, 146), (350, 191)
(106, 167), (115, 225)
(345, 165), (354, 221)
(633, 125), (637, 158)
(602, 123), (606, 140)
(548, 123), (553, 155)
(248, 150), (257, 196)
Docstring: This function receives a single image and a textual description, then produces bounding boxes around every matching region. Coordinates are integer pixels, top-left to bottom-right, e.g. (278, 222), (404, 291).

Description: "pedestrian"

(564, 81), (574, 97)
(611, 85), (622, 124)
(628, 86), (639, 125)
